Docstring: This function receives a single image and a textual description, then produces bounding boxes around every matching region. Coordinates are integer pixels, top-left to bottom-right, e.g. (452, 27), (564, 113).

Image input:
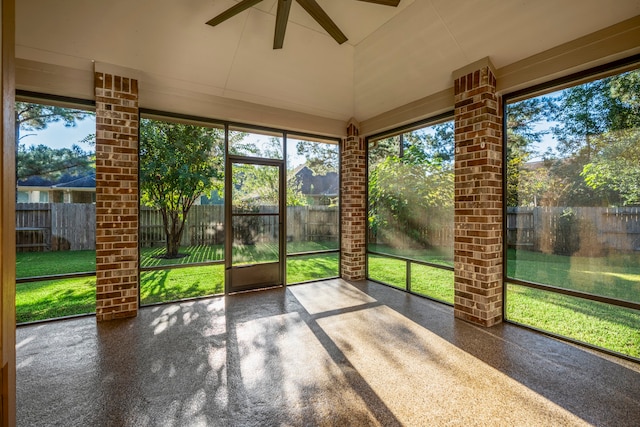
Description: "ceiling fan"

(206, 0), (401, 49)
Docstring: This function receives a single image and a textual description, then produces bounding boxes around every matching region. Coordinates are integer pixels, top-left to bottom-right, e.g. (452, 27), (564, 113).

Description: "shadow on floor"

(16, 279), (640, 426)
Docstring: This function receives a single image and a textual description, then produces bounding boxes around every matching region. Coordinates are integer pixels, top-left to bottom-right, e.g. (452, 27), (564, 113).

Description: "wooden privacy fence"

(16, 203), (97, 251)
(368, 208), (454, 250)
(17, 203), (640, 254)
(141, 205), (338, 247)
(16, 203), (52, 251)
(16, 203), (339, 251)
(507, 206), (640, 254)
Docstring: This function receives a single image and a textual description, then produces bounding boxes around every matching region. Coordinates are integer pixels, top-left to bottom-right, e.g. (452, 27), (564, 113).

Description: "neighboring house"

(197, 166), (339, 206)
(17, 173), (96, 204)
(292, 166), (338, 206)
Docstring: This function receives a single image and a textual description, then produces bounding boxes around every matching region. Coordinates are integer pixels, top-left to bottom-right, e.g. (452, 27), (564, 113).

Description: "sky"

(19, 116), (96, 152)
(20, 107), (559, 165)
(18, 116), (319, 169)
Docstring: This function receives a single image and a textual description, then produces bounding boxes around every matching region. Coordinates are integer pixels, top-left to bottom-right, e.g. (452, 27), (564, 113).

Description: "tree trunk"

(162, 210), (187, 258)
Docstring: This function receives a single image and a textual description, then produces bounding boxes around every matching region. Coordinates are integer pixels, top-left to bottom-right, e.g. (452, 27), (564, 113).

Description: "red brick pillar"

(452, 58), (503, 327)
(340, 119), (366, 281)
(94, 71), (139, 321)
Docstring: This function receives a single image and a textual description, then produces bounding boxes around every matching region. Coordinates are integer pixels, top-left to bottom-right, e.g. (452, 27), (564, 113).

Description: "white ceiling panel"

(354, 1), (467, 119)
(15, 0), (640, 126)
(354, 0), (640, 120)
(224, 9), (354, 119)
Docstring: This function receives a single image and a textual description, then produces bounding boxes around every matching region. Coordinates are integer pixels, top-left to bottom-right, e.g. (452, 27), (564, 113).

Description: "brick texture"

(340, 121), (366, 281)
(453, 66), (503, 327)
(94, 72), (139, 321)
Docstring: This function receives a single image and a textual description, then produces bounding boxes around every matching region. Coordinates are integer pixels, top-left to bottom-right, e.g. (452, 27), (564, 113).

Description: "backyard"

(16, 241), (339, 323)
(15, 245), (640, 359)
(367, 247), (640, 359)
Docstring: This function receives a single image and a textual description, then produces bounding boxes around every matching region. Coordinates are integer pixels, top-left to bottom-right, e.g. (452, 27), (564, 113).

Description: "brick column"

(94, 71), (139, 321)
(340, 119), (366, 281)
(452, 58), (503, 327)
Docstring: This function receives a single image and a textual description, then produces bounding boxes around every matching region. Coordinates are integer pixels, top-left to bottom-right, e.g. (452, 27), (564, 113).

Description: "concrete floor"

(16, 279), (640, 426)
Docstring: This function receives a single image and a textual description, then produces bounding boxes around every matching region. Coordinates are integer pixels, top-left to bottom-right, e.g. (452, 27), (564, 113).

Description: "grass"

(368, 243), (453, 267)
(367, 253), (454, 303)
(17, 250), (96, 278)
(368, 247), (640, 358)
(140, 265), (225, 305)
(506, 283), (640, 358)
(367, 254), (407, 289)
(16, 276), (96, 323)
(411, 264), (455, 303)
(16, 241), (339, 323)
(508, 249), (640, 303)
(287, 252), (339, 284)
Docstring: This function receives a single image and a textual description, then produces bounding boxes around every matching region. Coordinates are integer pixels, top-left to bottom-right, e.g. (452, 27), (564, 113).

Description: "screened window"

(229, 127), (283, 159)
(505, 63), (640, 359)
(15, 99), (96, 323)
(139, 116), (225, 304)
(286, 135), (340, 283)
(367, 119), (454, 303)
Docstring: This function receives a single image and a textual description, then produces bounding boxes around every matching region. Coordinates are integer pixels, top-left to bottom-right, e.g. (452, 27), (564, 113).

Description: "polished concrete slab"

(16, 279), (640, 426)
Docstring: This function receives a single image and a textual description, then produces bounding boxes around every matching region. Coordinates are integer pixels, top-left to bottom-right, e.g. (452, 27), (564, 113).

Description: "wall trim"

(16, 59), (348, 138)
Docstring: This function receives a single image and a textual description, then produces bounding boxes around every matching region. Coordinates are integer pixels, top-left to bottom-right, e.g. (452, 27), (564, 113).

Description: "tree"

(505, 97), (554, 206)
(15, 101), (94, 181)
(295, 140), (338, 175)
(579, 70), (640, 205)
(368, 122), (454, 249)
(18, 144), (94, 181)
(16, 102), (92, 141)
(544, 70), (640, 206)
(140, 119), (224, 258)
(582, 128), (640, 205)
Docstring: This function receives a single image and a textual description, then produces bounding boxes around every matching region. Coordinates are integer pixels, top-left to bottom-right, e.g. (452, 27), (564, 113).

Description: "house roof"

(18, 173), (96, 190)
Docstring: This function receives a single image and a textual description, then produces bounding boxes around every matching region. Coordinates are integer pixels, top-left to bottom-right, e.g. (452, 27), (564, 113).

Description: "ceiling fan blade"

(295, 0), (348, 45)
(206, 0), (264, 27)
(274, 0), (293, 49)
(356, 0), (401, 6)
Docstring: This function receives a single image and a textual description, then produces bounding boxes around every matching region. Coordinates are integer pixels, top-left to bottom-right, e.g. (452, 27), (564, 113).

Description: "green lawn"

(411, 264), (455, 303)
(368, 243), (453, 267)
(16, 276), (96, 323)
(140, 265), (225, 305)
(367, 253), (454, 303)
(17, 249), (96, 278)
(368, 248), (640, 358)
(506, 283), (640, 358)
(16, 242), (339, 323)
(367, 254), (407, 289)
(508, 249), (640, 303)
(287, 252), (339, 284)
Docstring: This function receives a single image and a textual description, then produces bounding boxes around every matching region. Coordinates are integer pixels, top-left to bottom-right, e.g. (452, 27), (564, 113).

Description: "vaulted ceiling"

(15, 0), (640, 125)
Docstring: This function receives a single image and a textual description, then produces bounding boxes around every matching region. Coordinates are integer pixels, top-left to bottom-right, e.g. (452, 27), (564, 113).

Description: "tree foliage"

(368, 122), (454, 249)
(507, 69), (640, 207)
(17, 144), (94, 181)
(15, 102), (95, 181)
(16, 102), (92, 138)
(295, 140), (338, 175)
(140, 119), (224, 258)
(505, 97), (554, 206)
